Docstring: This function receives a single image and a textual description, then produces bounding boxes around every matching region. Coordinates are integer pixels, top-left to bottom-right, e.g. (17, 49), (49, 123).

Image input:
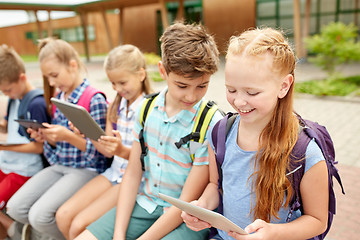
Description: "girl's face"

(225, 53), (292, 128)
(107, 68), (145, 105)
(40, 57), (81, 94)
(158, 62), (210, 112)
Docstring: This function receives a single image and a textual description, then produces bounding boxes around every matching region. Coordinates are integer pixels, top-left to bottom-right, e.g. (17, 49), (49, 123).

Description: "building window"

(25, 25), (95, 43)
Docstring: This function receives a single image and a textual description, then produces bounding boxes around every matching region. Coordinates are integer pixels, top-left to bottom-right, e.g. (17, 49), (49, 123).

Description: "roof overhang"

(0, 0), (177, 12)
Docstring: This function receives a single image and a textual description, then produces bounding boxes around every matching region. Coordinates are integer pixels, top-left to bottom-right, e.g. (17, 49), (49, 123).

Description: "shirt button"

(157, 163), (160, 167)
(160, 142), (163, 146)
(154, 184), (157, 187)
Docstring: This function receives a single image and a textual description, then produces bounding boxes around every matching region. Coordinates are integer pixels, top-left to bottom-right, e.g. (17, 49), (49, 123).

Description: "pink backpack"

(52, 85), (106, 116)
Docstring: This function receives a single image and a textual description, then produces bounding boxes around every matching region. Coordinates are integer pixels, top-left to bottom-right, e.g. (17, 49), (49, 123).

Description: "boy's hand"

(181, 200), (211, 231)
(27, 128), (45, 143)
(97, 130), (123, 156)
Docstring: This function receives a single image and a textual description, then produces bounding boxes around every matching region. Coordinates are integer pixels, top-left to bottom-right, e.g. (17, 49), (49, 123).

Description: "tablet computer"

(159, 193), (247, 235)
(51, 98), (106, 141)
(15, 119), (46, 131)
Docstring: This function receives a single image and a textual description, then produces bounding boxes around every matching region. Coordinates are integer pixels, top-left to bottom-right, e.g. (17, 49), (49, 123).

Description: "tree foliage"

(305, 22), (360, 78)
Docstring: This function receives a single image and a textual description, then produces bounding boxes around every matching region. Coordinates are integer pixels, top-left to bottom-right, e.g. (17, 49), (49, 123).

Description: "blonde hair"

(0, 44), (25, 84)
(38, 38), (85, 115)
(104, 44), (152, 123)
(227, 28), (299, 222)
(160, 21), (219, 79)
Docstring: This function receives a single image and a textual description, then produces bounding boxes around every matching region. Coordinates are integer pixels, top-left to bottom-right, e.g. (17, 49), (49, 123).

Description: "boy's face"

(159, 62), (210, 111)
(0, 74), (26, 99)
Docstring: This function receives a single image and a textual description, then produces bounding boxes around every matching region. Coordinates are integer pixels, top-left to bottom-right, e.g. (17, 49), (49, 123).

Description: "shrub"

(305, 22), (360, 78)
(144, 52), (161, 66)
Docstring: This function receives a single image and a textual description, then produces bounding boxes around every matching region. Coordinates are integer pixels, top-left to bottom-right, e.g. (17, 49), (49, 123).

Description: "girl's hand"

(97, 130), (123, 156)
(228, 219), (276, 240)
(40, 123), (72, 142)
(27, 128), (45, 142)
(181, 200), (211, 231)
(68, 121), (85, 138)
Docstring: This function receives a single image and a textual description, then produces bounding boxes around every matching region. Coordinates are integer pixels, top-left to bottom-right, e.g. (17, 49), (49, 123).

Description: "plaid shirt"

(43, 79), (108, 173)
(102, 94), (144, 183)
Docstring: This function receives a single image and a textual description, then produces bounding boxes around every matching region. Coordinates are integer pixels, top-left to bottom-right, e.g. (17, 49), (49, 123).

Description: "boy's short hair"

(160, 22), (219, 79)
(0, 44), (25, 84)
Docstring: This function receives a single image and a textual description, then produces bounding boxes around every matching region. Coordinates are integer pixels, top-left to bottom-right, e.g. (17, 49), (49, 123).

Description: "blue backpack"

(6, 88), (44, 139)
(211, 112), (345, 240)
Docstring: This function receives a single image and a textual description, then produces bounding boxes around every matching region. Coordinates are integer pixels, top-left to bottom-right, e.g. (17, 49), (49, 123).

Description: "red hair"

(227, 28), (299, 222)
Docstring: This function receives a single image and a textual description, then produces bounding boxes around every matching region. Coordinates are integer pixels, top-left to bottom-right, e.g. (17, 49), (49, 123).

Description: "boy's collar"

(156, 87), (203, 127)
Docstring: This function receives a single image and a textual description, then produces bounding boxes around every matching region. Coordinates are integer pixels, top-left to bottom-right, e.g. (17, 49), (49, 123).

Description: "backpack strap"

(17, 89), (44, 138)
(287, 114), (345, 240)
(139, 92), (159, 171)
(174, 100), (220, 161)
(211, 112), (237, 215)
(77, 85), (106, 112)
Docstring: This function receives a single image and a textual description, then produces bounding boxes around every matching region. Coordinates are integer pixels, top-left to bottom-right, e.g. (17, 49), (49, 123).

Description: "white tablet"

(158, 193), (247, 235)
(51, 98), (106, 141)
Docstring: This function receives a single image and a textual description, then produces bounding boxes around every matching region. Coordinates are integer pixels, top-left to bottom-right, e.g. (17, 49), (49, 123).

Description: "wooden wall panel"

(203, 0), (256, 54)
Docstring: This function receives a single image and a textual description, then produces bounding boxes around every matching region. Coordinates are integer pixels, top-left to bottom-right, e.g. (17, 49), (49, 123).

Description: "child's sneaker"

(21, 224), (31, 240)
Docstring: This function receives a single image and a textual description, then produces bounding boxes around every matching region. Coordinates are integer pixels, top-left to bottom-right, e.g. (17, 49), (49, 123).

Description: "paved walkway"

(1, 57), (359, 240)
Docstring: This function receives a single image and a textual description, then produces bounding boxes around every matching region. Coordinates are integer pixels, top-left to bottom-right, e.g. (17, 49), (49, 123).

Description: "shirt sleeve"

(28, 96), (51, 124)
(132, 101), (143, 143)
(43, 141), (60, 162)
(305, 139), (325, 173)
(28, 96), (51, 142)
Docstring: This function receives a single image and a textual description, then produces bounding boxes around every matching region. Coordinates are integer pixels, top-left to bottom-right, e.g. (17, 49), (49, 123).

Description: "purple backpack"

(211, 112), (345, 240)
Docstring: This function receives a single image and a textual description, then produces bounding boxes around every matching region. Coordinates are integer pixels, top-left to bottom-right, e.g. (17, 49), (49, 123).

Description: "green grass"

(21, 55), (38, 62)
(295, 75), (360, 97)
(149, 71), (163, 82)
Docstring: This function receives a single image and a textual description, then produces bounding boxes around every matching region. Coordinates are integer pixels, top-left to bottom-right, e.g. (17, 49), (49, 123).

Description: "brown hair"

(160, 21), (219, 79)
(104, 44), (153, 123)
(0, 44), (25, 84)
(227, 28), (299, 222)
(38, 38), (85, 115)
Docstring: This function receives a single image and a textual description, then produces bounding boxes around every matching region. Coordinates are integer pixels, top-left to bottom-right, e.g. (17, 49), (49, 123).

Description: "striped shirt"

(101, 94), (144, 183)
(43, 79), (108, 173)
(133, 88), (223, 214)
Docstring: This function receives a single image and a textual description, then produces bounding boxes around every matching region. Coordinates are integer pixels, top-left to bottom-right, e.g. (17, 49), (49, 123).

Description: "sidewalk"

(2, 58), (360, 240)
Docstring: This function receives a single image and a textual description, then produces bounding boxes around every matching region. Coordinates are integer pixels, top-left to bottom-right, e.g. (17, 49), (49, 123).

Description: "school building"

(0, 0), (359, 60)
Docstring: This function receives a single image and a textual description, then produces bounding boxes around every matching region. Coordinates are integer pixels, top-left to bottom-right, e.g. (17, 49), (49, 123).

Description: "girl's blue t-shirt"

(207, 115), (325, 240)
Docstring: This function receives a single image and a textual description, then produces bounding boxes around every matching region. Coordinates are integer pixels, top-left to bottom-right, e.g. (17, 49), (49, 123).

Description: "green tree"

(305, 22), (360, 78)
